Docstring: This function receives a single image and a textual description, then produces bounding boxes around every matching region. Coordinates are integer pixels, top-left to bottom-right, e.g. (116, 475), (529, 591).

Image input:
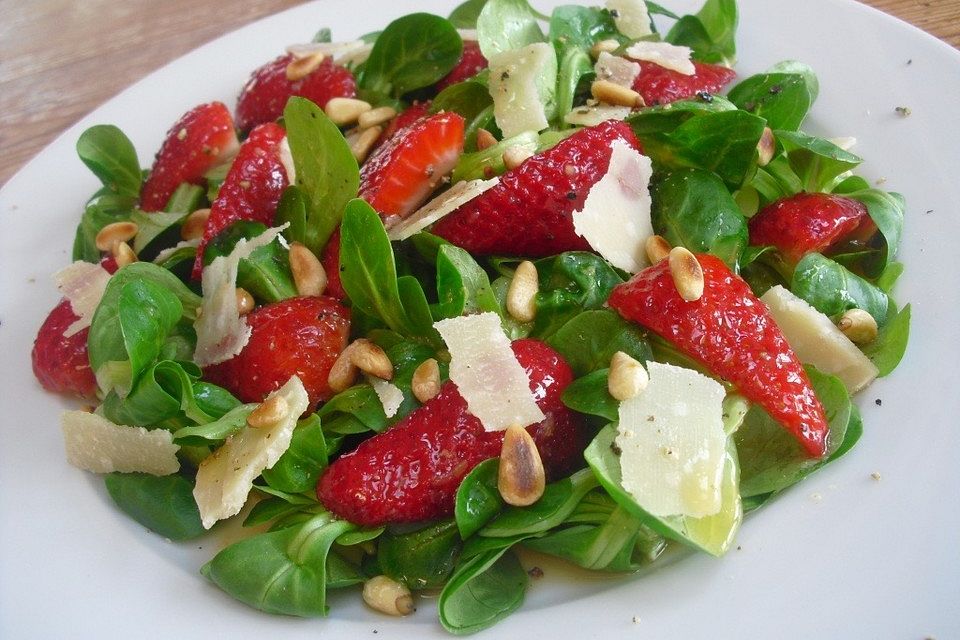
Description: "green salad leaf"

(104, 473), (206, 540)
(76, 124), (142, 199)
(476, 0), (545, 57)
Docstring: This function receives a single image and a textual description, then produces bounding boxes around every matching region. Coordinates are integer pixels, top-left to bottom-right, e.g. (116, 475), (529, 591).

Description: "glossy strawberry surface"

(320, 227), (346, 301)
(317, 339), (586, 526)
(203, 296), (350, 409)
(632, 61), (737, 105)
(608, 253), (829, 457)
(235, 55), (357, 132)
(431, 120), (642, 257)
(140, 102), (238, 212)
(435, 40), (487, 91)
(375, 101), (431, 149)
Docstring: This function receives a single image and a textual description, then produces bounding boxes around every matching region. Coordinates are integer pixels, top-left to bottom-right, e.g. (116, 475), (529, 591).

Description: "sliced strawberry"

(320, 227), (346, 301)
(192, 122), (289, 278)
(631, 61), (737, 106)
(317, 339), (585, 526)
(235, 55), (357, 133)
(360, 112), (465, 222)
(140, 102), (238, 212)
(748, 193), (875, 265)
(435, 41), (487, 91)
(376, 101), (432, 148)
(608, 253), (828, 457)
(431, 120), (641, 257)
(32, 257), (118, 400)
(203, 296), (350, 409)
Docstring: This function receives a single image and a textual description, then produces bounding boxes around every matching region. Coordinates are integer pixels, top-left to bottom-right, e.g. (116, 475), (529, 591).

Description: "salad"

(31, 0), (911, 634)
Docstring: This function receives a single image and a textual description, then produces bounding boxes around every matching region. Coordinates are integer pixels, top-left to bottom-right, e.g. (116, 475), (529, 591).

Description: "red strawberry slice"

(317, 339), (585, 526)
(320, 228), (346, 301)
(235, 55), (357, 133)
(360, 112), (465, 222)
(140, 102), (239, 212)
(192, 122), (289, 278)
(203, 296), (350, 409)
(376, 101), (431, 148)
(436, 40), (487, 91)
(608, 253), (829, 457)
(748, 192), (875, 265)
(431, 120), (642, 257)
(631, 61), (737, 106)
(32, 257), (118, 400)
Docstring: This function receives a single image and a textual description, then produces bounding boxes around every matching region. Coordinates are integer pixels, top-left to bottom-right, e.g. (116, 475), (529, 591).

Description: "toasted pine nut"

(289, 242), (327, 296)
(285, 51), (325, 81)
(247, 395), (289, 429)
(411, 358), (441, 403)
(476, 128), (497, 151)
(757, 127), (776, 167)
(350, 338), (393, 380)
(181, 208), (211, 241)
(668, 246), (704, 302)
(236, 287), (255, 316)
(95, 221), (139, 252)
(112, 241), (138, 268)
(837, 308), (878, 344)
(327, 347), (359, 393)
(591, 80), (645, 108)
(358, 106), (397, 130)
(325, 97), (373, 126)
(607, 351), (649, 401)
(350, 125), (382, 163)
(362, 576), (414, 616)
(502, 145), (534, 171)
(590, 39), (620, 59)
(506, 260), (538, 323)
(645, 234), (671, 265)
(498, 425), (546, 507)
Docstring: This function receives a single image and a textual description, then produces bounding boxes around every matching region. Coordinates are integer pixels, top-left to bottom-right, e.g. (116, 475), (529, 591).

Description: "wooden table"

(1, 0), (957, 186)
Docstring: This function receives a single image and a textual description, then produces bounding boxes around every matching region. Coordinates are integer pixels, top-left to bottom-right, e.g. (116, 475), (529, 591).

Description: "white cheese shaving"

(433, 312), (544, 432)
(368, 375), (404, 419)
(54, 261), (113, 337)
(62, 411), (180, 476)
(625, 41), (695, 75)
(564, 103), (632, 127)
(572, 139), (654, 273)
(193, 224), (288, 367)
(193, 376), (309, 529)
(616, 362), (727, 518)
(335, 42), (374, 68)
(457, 29), (478, 40)
(278, 136), (296, 185)
(594, 52), (641, 88)
(387, 178), (500, 241)
(152, 238), (200, 264)
(761, 285), (879, 393)
(606, 0), (653, 38)
(286, 39), (367, 61)
(489, 43), (558, 138)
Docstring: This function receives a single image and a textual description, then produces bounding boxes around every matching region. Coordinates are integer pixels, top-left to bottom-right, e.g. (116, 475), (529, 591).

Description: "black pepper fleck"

(566, 191), (577, 200)
(769, 84), (783, 95)
(501, 71), (510, 81)
(875, 398), (882, 406)
(696, 91), (714, 103)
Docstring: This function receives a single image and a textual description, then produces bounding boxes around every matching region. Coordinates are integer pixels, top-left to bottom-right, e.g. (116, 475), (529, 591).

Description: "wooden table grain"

(1, 0), (957, 187)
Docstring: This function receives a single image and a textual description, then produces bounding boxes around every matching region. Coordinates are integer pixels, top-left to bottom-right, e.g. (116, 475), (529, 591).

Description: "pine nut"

(289, 241), (327, 296)
(591, 80), (645, 108)
(181, 208), (211, 241)
(236, 287), (255, 316)
(350, 338), (393, 380)
(498, 425), (545, 507)
(837, 308), (878, 344)
(476, 128), (497, 151)
(502, 145), (534, 171)
(358, 106), (397, 130)
(247, 395), (289, 429)
(411, 358), (441, 403)
(506, 260), (538, 323)
(590, 39), (620, 59)
(757, 127), (776, 167)
(362, 576), (414, 616)
(95, 221), (139, 252)
(350, 125), (382, 163)
(607, 351), (649, 401)
(324, 97), (373, 126)
(667, 246), (704, 302)
(285, 51), (325, 81)
(327, 347), (359, 393)
(112, 241), (138, 268)
(645, 234), (671, 265)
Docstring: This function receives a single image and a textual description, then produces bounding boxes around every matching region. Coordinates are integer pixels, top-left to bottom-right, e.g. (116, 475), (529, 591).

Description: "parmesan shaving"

(278, 136), (296, 185)
(387, 178), (499, 241)
(369, 375), (404, 419)
(594, 52), (641, 88)
(62, 411), (180, 476)
(54, 261), (112, 337)
(193, 224), (288, 367)
(489, 43), (557, 138)
(193, 376), (309, 529)
(433, 312), (544, 432)
(625, 41), (696, 75)
(606, 0), (653, 39)
(564, 103), (632, 127)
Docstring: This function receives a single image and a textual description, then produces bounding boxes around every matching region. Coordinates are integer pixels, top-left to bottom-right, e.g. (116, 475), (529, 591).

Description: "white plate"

(1, 0), (958, 637)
